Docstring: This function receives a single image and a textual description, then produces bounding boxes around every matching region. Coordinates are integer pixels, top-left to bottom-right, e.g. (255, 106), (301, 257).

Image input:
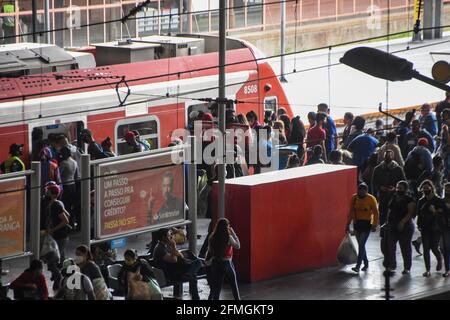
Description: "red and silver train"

(0, 34), (293, 165)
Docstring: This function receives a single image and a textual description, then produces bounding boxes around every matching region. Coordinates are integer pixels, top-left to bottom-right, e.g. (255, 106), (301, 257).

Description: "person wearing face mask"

(43, 183), (70, 272)
(438, 182), (450, 277)
(74, 245), (112, 300)
(346, 183), (379, 273)
(417, 180), (443, 277)
(10, 260), (48, 300)
(372, 150), (407, 240)
(383, 181), (416, 275)
(118, 249), (156, 298)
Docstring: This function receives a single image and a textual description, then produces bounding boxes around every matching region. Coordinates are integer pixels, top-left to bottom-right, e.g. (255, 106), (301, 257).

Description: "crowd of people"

(3, 91), (450, 299)
(345, 92), (450, 278)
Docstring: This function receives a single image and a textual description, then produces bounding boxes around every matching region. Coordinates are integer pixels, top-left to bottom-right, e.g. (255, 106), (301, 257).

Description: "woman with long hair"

(75, 245), (112, 300)
(273, 120), (287, 145)
(417, 180), (443, 277)
(207, 218), (241, 300)
(289, 116), (306, 160)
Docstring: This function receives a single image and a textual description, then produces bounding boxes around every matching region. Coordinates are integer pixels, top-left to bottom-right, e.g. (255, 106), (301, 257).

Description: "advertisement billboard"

(0, 177), (26, 259)
(95, 152), (185, 239)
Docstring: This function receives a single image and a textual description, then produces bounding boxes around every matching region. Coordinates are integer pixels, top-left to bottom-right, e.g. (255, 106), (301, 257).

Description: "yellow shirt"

(347, 194), (379, 226)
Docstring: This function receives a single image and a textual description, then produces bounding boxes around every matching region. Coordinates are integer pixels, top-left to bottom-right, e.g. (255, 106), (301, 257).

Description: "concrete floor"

(2, 218), (450, 300)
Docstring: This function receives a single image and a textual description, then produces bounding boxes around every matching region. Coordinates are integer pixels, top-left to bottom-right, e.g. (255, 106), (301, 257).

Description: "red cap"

(123, 131), (136, 141)
(202, 113), (213, 121)
(418, 138), (428, 146)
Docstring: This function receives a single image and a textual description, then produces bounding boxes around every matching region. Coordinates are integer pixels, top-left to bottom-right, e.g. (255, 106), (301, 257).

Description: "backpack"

(404, 152), (423, 180)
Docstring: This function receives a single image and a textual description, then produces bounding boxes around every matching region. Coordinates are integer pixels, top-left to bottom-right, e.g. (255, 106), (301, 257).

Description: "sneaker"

(402, 270), (410, 275)
(437, 260), (443, 272)
(412, 240), (422, 255)
(351, 267), (360, 273)
(361, 265), (369, 271)
(443, 272), (449, 278)
(423, 271), (431, 277)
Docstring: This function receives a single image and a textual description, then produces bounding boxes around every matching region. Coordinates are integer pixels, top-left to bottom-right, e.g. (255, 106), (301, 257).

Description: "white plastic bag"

(336, 233), (358, 265)
(40, 234), (60, 262)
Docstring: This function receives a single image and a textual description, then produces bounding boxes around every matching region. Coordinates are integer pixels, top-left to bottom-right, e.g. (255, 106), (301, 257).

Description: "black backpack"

(404, 152), (423, 180)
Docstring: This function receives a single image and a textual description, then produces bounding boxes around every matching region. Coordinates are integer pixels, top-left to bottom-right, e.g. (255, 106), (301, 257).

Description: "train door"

(114, 115), (160, 155)
(28, 117), (86, 158)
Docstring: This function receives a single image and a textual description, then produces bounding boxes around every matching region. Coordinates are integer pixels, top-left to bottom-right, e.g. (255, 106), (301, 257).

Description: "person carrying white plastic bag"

(343, 182), (379, 272)
(337, 233), (358, 266)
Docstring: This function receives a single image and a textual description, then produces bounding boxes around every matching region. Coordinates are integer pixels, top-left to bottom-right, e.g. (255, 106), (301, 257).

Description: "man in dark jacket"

(372, 150), (406, 237)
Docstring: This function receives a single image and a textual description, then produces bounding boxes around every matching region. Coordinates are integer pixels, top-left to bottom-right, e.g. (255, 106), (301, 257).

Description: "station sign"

(95, 151), (185, 239)
(0, 177), (26, 259)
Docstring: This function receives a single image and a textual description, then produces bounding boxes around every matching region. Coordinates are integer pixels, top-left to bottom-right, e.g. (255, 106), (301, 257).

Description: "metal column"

(434, 0), (443, 39)
(423, 0), (435, 40)
(187, 136), (198, 254)
(280, 0), (287, 83)
(30, 162), (41, 260)
(218, 0), (226, 219)
(44, 0), (51, 44)
(80, 154), (91, 248)
(32, 0), (37, 43)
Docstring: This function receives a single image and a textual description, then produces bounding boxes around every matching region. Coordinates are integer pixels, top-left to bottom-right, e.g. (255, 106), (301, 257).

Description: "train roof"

(0, 34), (261, 104)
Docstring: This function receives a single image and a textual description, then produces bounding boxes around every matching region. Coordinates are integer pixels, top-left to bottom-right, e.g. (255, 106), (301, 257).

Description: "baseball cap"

(358, 182), (369, 190)
(123, 131), (136, 141)
(418, 138), (429, 146)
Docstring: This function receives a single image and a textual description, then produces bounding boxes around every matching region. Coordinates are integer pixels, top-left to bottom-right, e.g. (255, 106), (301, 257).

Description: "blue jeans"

(208, 259), (240, 300)
(355, 230), (371, 268)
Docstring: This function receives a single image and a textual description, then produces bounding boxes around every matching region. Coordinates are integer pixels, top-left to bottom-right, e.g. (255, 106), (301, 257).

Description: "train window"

(115, 116), (160, 155)
(264, 96), (278, 113)
(187, 102), (211, 127)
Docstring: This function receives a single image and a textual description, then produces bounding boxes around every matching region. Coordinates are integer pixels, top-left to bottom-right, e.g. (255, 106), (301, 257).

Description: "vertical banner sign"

(0, 177), (26, 259)
(414, 0), (422, 22)
(96, 153), (185, 239)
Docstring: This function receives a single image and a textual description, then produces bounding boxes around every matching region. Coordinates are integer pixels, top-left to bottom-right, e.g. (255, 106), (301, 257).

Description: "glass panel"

(137, 4), (159, 36)
(54, 11), (71, 47)
(72, 0), (88, 6)
(319, 0), (336, 18)
(1, 7), (16, 44)
(354, 0), (371, 13)
(105, 6), (121, 41)
(54, 0), (71, 9)
(117, 120), (158, 140)
(229, 0), (245, 29)
(337, 0), (354, 15)
(89, 9), (104, 44)
(122, 4), (136, 38)
(89, 0), (104, 5)
(160, 8), (180, 34)
(72, 9), (88, 47)
(247, 0), (263, 27)
(264, 97), (278, 112)
(18, 0), (43, 11)
(302, 0), (319, 20)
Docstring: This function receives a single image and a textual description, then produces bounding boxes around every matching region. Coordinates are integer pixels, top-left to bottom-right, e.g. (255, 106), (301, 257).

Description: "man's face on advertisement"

(162, 176), (173, 200)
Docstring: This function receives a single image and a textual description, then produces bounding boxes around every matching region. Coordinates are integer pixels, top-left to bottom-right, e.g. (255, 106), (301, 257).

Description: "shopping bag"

(336, 233), (358, 265)
(147, 278), (163, 300)
(40, 234), (60, 262)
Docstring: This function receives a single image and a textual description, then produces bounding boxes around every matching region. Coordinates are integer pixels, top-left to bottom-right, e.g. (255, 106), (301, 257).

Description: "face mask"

(74, 255), (85, 265)
(397, 190), (406, 196)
